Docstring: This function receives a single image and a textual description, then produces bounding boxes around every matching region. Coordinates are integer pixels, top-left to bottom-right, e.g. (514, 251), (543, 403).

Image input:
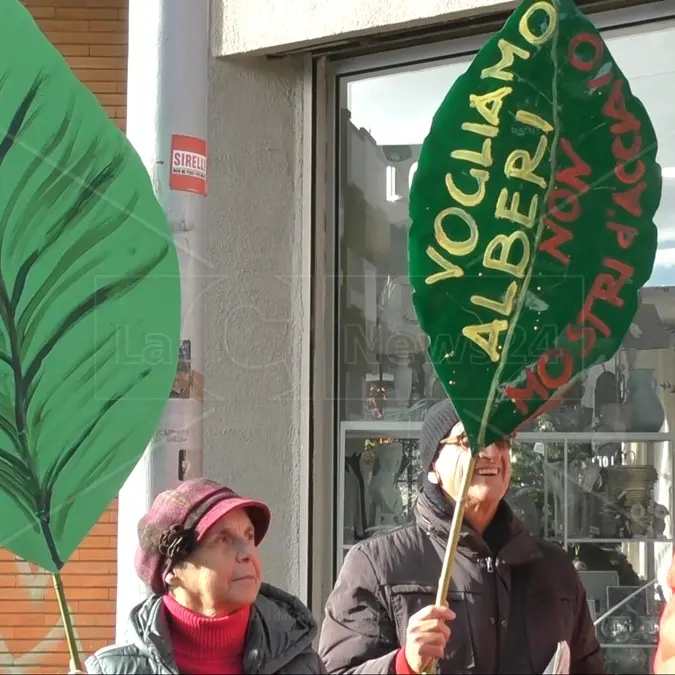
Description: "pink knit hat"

(135, 478), (270, 594)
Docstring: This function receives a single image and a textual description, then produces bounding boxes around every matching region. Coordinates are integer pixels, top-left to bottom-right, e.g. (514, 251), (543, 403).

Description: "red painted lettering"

(613, 181), (647, 218)
(578, 298), (611, 339)
(615, 159), (645, 186)
(590, 257), (634, 308)
(607, 221), (638, 249)
(515, 390), (569, 431)
(612, 133), (642, 163)
(539, 217), (572, 265)
(603, 79), (640, 135)
(602, 78), (646, 215)
(537, 348), (574, 390)
(547, 188), (581, 223)
(538, 140), (591, 267)
(568, 33), (604, 72)
(566, 323), (596, 358)
(556, 138), (592, 195)
(505, 368), (550, 415)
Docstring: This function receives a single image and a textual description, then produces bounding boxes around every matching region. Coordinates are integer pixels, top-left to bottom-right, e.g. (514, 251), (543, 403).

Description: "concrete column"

(116, 0), (208, 639)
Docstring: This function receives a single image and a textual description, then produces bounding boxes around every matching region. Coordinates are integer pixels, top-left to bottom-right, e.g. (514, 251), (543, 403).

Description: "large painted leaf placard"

(0, 2), (180, 571)
(409, 0), (660, 451)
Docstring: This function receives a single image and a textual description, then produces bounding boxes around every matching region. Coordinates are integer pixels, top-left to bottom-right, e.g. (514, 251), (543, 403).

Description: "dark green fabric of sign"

(0, 2), (181, 571)
(408, 0), (660, 452)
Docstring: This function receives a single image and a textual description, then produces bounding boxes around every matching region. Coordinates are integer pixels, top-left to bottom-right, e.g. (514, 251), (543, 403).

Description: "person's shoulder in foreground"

(654, 553), (675, 674)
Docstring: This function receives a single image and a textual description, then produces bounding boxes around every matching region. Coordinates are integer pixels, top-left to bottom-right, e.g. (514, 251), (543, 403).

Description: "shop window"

(334, 15), (675, 672)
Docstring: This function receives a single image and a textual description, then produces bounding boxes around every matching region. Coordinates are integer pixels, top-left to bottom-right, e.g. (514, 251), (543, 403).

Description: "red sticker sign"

(170, 134), (207, 196)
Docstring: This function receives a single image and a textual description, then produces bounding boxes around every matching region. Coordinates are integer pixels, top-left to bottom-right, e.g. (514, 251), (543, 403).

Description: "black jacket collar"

(415, 478), (542, 566)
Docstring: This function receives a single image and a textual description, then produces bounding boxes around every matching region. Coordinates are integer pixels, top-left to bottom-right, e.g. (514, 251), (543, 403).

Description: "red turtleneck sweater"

(163, 594), (251, 675)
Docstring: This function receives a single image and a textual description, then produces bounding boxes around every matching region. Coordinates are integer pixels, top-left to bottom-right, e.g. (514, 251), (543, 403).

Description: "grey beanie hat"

(419, 399), (461, 472)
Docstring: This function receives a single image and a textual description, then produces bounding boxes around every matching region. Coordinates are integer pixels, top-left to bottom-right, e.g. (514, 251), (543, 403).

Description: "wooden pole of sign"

(53, 571), (82, 672)
(420, 455), (476, 675)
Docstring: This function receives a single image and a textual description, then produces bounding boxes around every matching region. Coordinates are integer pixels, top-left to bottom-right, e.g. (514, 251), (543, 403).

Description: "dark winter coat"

(85, 583), (325, 674)
(319, 483), (607, 674)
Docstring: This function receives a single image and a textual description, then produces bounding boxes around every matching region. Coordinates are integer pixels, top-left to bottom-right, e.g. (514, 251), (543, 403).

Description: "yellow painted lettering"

(462, 122), (499, 138)
(469, 87), (512, 126)
(471, 281), (519, 317)
(425, 247), (464, 284)
(495, 189), (539, 229)
(484, 232), (531, 279)
(519, 0), (558, 46)
(451, 138), (493, 168)
(434, 206), (479, 258)
(481, 39), (531, 82)
(516, 109), (554, 133)
(504, 135), (549, 189)
(463, 320), (509, 363)
(445, 169), (489, 208)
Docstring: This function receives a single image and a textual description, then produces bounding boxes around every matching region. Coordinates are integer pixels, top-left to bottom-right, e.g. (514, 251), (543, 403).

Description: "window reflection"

(336, 17), (675, 673)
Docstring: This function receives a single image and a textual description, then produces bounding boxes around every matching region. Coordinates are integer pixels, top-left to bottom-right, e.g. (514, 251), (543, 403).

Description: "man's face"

(432, 421), (512, 506)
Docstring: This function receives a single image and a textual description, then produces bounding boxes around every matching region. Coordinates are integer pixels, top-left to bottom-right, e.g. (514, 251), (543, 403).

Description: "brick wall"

(24, 0), (127, 130)
(0, 1), (127, 673)
(0, 503), (119, 674)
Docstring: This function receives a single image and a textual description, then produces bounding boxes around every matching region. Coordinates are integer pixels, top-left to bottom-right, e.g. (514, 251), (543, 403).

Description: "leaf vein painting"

(408, 0), (661, 452)
(0, 1), (181, 574)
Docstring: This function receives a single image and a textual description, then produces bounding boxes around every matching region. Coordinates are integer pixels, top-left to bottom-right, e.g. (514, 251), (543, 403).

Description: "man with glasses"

(318, 399), (606, 674)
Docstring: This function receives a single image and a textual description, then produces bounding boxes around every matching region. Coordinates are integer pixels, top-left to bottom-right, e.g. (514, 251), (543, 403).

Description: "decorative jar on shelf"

(625, 368), (665, 433)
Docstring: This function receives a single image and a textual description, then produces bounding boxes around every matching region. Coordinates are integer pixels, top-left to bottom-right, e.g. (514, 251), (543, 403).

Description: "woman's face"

(171, 508), (262, 615)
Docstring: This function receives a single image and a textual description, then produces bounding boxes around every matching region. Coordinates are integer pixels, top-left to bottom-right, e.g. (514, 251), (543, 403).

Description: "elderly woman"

(76, 478), (324, 674)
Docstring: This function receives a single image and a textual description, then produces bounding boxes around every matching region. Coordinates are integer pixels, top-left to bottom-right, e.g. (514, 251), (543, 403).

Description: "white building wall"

(212, 0), (512, 55)
(203, 54), (310, 598)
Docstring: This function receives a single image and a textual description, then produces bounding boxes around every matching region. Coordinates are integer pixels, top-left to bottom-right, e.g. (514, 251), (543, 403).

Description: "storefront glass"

(334, 12), (675, 673)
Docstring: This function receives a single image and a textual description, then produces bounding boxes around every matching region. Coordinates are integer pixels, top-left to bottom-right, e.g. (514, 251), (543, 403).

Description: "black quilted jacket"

(85, 583), (325, 674)
(319, 484), (607, 674)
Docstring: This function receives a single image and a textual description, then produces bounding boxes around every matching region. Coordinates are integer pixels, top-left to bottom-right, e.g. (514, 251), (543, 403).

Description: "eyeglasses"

(440, 433), (469, 449)
(440, 433), (512, 452)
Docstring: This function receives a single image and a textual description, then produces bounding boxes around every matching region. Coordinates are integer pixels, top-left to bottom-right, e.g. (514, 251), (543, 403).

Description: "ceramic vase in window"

(625, 368), (665, 433)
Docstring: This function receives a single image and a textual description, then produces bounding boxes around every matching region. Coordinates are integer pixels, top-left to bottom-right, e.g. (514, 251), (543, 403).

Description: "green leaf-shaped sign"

(0, 2), (180, 571)
(409, 0), (660, 452)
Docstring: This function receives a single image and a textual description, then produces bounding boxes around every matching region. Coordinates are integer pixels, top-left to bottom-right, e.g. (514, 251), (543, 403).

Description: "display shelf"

(342, 539), (675, 553)
(566, 538), (674, 544)
(343, 538), (675, 551)
(341, 420), (675, 443)
(341, 420), (423, 439)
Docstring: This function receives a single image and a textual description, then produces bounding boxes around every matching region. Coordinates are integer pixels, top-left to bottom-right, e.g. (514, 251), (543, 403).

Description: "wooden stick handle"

(434, 454), (476, 604)
(52, 571), (82, 672)
(421, 455), (477, 675)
